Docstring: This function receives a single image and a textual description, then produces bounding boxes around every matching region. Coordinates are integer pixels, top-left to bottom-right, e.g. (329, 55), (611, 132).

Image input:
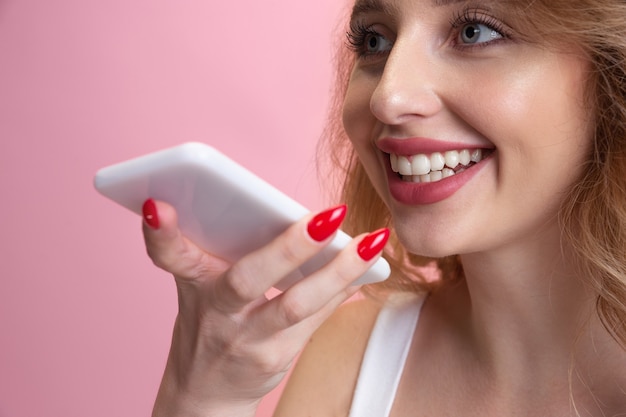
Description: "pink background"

(0, 0), (349, 415)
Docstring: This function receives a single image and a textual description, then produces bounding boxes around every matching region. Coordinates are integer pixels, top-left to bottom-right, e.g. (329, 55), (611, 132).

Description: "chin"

(394, 228), (462, 259)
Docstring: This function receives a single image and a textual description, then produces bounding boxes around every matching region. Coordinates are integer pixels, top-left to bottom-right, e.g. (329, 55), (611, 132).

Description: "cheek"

(451, 52), (592, 156)
(341, 74), (393, 198)
(501, 56), (593, 172)
(342, 74), (378, 146)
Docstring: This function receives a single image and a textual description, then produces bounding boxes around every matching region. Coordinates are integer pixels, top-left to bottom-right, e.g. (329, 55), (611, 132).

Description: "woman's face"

(342, 0), (594, 257)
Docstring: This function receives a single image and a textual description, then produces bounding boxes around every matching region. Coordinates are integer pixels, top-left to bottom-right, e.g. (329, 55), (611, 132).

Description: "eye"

(363, 32), (393, 54)
(347, 21), (394, 58)
(459, 22), (503, 45)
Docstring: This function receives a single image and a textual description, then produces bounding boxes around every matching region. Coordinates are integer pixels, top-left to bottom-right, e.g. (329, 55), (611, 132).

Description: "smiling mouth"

(390, 148), (492, 184)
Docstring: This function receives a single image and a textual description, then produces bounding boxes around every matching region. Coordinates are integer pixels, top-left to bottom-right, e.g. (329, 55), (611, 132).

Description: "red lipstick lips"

(377, 137), (494, 205)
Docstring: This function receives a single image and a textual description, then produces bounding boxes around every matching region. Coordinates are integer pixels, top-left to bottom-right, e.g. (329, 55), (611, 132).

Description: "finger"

(142, 199), (230, 282)
(252, 228), (389, 333)
(252, 280), (362, 348)
(208, 278), (362, 382)
(214, 205), (348, 312)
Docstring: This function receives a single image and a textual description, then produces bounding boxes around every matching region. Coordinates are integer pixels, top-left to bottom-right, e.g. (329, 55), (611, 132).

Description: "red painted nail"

(357, 228), (390, 261)
(307, 205), (347, 242)
(142, 199), (160, 229)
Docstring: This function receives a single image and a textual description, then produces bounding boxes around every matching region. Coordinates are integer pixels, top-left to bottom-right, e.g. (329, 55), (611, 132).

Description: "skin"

(277, 0), (626, 415)
(146, 203), (383, 417)
(145, 0), (626, 416)
(343, 1), (593, 259)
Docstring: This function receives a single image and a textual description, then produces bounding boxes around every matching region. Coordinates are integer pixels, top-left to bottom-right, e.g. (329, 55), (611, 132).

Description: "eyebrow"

(351, 0), (467, 20)
(350, 0), (398, 20)
(433, 0), (467, 5)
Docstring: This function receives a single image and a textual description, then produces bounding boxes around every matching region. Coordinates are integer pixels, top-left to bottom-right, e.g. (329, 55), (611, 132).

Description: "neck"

(460, 225), (592, 353)
(443, 223), (626, 412)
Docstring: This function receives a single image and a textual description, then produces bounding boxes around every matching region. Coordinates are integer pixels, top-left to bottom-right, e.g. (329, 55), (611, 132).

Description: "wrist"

(152, 379), (260, 417)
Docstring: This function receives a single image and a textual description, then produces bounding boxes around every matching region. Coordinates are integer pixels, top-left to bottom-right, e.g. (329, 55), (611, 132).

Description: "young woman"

(145, 0), (626, 415)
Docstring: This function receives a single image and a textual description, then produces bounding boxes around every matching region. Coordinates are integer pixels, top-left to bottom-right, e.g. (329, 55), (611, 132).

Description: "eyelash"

(346, 20), (386, 57)
(346, 7), (510, 57)
(449, 8), (510, 49)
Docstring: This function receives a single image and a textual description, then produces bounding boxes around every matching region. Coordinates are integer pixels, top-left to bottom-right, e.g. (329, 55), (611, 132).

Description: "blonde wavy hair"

(318, 0), (626, 348)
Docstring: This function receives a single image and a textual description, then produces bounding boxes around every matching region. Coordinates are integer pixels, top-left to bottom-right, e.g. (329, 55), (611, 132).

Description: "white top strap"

(348, 293), (427, 417)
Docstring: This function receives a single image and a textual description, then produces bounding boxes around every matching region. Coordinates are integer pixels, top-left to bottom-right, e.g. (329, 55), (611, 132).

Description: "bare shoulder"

(273, 295), (383, 417)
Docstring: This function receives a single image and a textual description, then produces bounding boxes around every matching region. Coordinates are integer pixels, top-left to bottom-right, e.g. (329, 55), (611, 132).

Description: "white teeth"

(390, 153), (398, 172)
(391, 148), (488, 183)
(442, 168), (455, 178)
(430, 152), (445, 171)
(397, 156), (412, 176)
(411, 154), (430, 176)
(459, 149), (471, 165)
(470, 149), (482, 163)
(444, 151), (460, 169)
(407, 170), (444, 184)
(430, 170), (443, 182)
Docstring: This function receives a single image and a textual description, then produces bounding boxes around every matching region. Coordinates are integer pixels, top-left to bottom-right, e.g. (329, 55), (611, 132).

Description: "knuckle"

(253, 350), (290, 376)
(275, 238), (307, 266)
(332, 260), (362, 286)
(146, 236), (218, 280)
(279, 292), (310, 326)
(182, 252), (214, 280)
(221, 264), (259, 302)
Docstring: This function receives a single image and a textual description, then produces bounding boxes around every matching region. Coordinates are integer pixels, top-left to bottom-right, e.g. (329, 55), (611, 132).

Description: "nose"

(370, 41), (443, 125)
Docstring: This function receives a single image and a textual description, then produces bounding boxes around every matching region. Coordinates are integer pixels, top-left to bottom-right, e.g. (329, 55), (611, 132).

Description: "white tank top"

(348, 293), (427, 417)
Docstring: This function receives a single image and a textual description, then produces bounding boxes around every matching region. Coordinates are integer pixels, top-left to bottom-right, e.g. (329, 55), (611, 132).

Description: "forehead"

(351, 0), (467, 14)
(350, 0), (513, 18)
(349, 0), (530, 29)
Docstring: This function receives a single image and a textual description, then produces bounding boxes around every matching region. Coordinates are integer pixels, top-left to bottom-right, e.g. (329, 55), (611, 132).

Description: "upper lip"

(377, 137), (493, 155)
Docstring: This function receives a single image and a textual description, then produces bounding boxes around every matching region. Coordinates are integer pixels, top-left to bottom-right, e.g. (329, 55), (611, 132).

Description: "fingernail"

(357, 228), (390, 261)
(142, 199), (160, 229)
(307, 204), (347, 242)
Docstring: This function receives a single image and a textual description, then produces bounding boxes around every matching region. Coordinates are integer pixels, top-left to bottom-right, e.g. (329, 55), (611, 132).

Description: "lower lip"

(387, 154), (491, 205)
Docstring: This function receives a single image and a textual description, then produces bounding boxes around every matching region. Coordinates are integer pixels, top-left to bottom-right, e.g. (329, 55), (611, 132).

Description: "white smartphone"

(93, 142), (390, 291)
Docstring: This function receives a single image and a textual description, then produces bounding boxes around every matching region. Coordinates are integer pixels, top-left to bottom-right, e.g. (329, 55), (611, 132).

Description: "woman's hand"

(142, 199), (389, 417)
